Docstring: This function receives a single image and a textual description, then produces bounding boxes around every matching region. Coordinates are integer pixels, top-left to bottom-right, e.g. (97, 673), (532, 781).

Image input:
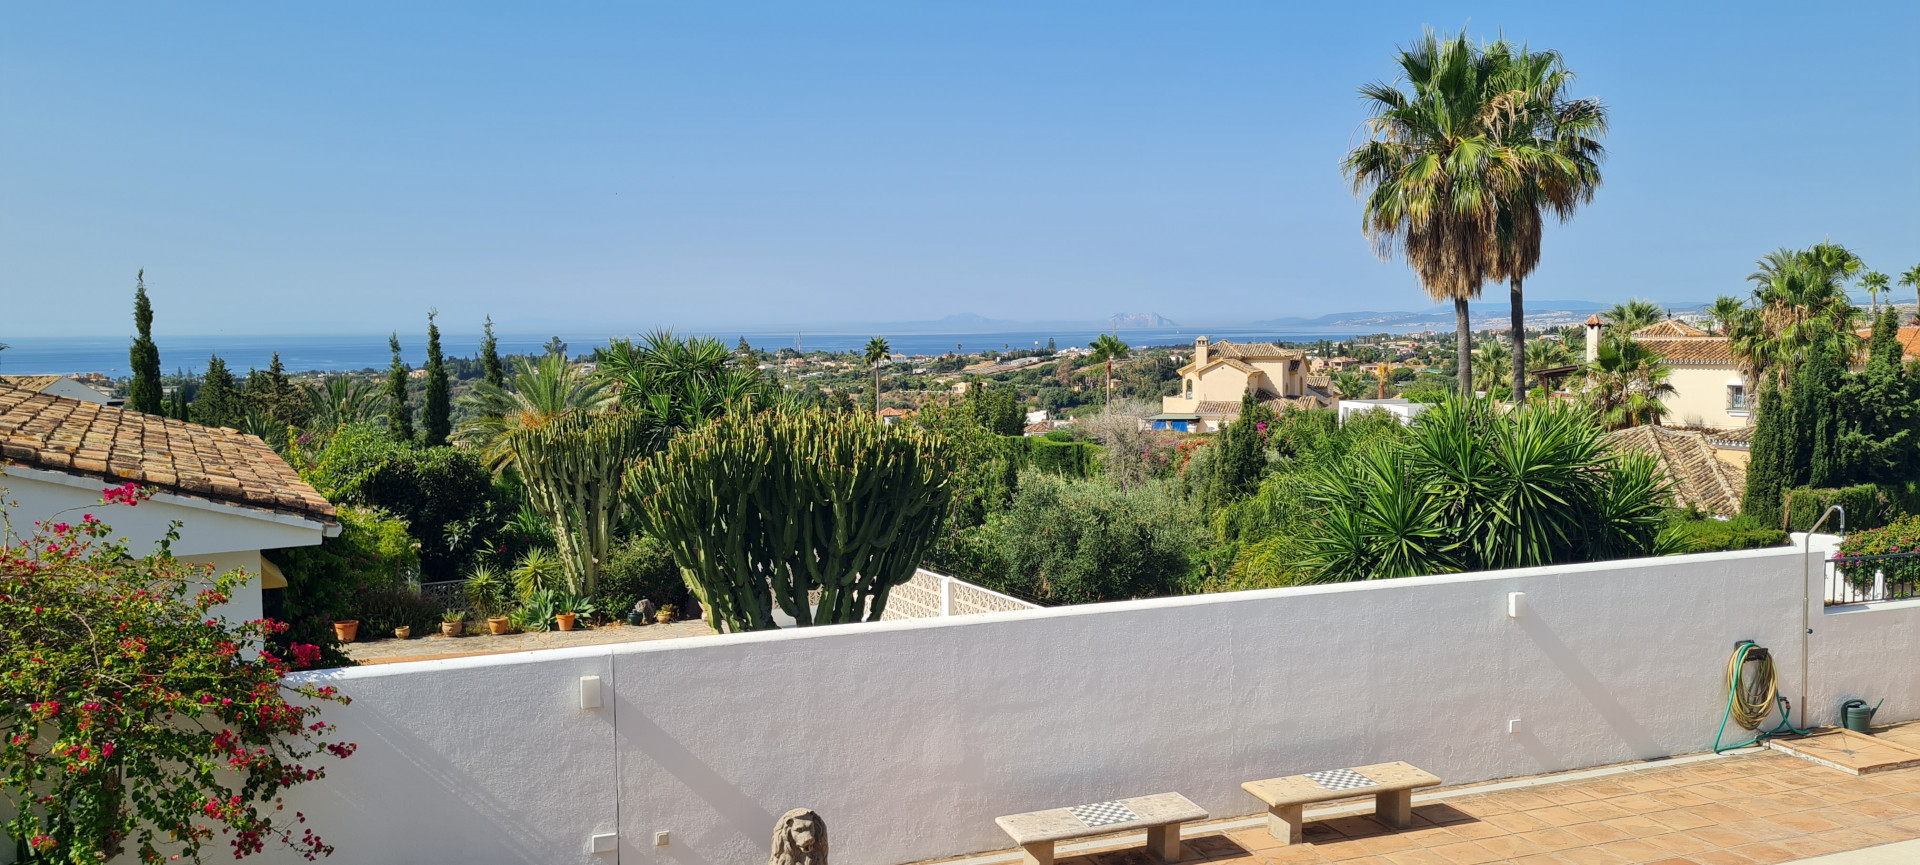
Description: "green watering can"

(1842, 698), (1884, 733)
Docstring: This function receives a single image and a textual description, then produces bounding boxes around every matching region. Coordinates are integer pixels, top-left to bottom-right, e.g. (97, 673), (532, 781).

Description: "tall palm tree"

(1088, 334), (1129, 410)
(1477, 41), (1608, 404)
(1345, 31), (1519, 393)
(1472, 338), (1513, 394)
(304, 376), (380, 435)
(1602, 298), (1663, 336)
(1898, 264), (1920, 323)
(1707, 295), (1747, 335)
(1524, 337), (1572, 373)
(863, 336), (891, 420)
(1734, 243), (1864, 385)
(1584, 336), (1674, 429)
(459, 353), (613, 471)
(1861, 271), (1890, 314)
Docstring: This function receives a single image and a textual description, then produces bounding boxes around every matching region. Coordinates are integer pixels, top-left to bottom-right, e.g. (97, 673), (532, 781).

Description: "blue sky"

(3, 1), (1917, 337)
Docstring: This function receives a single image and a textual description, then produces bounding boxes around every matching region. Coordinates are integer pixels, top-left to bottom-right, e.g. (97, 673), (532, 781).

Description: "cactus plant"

(627, 405), (952, 632)
(509, 411), (657, 597)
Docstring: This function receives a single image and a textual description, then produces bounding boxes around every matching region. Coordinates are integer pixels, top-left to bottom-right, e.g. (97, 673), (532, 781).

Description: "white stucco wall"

(1, 465), (326, 622)
(253, 542), (1920, 865)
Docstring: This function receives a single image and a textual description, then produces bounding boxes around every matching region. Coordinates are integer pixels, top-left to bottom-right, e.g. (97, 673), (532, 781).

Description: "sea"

(0, 327), (1375, 376)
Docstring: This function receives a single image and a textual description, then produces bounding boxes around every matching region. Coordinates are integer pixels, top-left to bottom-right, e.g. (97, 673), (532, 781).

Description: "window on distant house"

(1727, 384), (1748, 411)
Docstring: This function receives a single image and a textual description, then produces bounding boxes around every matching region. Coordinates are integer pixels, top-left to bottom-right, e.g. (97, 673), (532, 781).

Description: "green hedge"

(1785, 485), (1903, 533)
(1662, 514), (1788, 554)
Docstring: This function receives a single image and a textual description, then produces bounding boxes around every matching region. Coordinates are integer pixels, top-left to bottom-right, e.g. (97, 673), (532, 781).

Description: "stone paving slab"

(342, 619), (716, 665)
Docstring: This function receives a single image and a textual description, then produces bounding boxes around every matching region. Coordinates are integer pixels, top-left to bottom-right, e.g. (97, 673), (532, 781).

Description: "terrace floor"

(923, 723), (1920, 865)
(343, 619), (716, 665)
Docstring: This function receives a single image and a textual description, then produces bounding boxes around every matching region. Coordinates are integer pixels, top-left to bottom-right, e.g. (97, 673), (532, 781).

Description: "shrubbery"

(265, 505), (419, 666)
(598, 534), (688, 619)
(1660, 514), (1788, 554)
(304, 423), (503, 580)
(961, 472), (1205, 604)
(1785, 484), (1910, 533)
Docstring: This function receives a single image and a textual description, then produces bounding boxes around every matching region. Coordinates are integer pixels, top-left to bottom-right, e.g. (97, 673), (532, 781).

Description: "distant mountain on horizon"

(810, 300), (1712, 336)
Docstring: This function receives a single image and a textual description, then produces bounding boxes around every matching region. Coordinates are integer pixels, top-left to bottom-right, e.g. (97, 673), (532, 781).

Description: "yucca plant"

(463, 563), (514, 618)
(510, 549), (567, 600)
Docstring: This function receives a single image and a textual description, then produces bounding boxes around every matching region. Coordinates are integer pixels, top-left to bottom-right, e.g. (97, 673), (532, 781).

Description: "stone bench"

(1242, 761), (1440, 844)
(995, 792), (1208, 865)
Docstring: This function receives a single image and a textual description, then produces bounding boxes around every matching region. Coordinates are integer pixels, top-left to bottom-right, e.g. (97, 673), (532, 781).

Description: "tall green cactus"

(626, 405), (952, 632)
(510, 412), (657, 596)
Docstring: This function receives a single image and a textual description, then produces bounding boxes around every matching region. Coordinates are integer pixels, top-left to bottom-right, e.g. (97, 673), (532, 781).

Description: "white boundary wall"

(257, 541), (1920, 865)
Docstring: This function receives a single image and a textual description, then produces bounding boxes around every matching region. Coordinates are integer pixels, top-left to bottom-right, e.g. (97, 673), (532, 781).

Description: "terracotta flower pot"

(332, 620), (359, 642)
(556, 612), (577, 632)
(655, 612), (673, 625)
(487, 616), (510, 635)
(393, 626), (411, 640)
(441, 622), (461, 638)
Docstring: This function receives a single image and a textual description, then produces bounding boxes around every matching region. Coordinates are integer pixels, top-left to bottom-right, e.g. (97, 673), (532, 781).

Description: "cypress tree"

(423, 311), (451, 446)
(167, 368), (190, 420)
(243, 353), (309, 430)
(1206, 390), (1275, 511)
(386, 333), (414, 443)
(1743, 377), (1788, 528)
(127, 270), (163, 415)
(1870, 306), (1902, 373)
(480, 315), (504, 389)
(193, 355), (241, 428)
(1801, 343), (1845, 489)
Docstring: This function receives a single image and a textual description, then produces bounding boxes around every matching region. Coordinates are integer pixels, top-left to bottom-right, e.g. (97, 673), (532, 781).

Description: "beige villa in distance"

(1152, 336), (1338, 432)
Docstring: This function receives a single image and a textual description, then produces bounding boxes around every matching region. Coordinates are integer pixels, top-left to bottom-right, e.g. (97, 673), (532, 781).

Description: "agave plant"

(1297, 395), (1671, 582)
(596, 329), (773, 432)
(511, 548), (567, 600)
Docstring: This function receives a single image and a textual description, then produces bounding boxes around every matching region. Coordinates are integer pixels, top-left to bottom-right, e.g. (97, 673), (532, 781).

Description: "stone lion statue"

(768, 808), (827, 865)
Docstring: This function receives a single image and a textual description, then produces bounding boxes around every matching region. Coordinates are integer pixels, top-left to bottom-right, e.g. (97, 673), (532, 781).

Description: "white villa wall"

(254, 542), (1920, 865)
(1, 465), (325, 623)
(1664, 365), (1750, 430)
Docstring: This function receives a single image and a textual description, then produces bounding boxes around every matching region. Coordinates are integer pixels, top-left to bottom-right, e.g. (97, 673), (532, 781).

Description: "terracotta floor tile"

(1617, 775), (1675, 793)
(1231, 830), (1285, 853)
(1257, 846), (1332, 865)
(1643, 832), (1714, 856)
(1687, 825), (1763, 848)
(1530, 806), (1593, 828)
(1688, 851), (1755, 865)
(1723, 843), (1792, 865)
(1537, 787), (1601, 806)
(1475, 834), (1548, 860)
(1839, 798), (1913, 821)
(1605, 793), (1665, 813)
(1582, 782), (1633, 798)
(1602, 816), (1672, 839)
(1597, 837), (1669, 862)
(1516, 828), (1589, 852)
(1423, 841), (1499, 865)
(1720, 797), (1788, 819)
(1856, 820), (1920, 842)
(1377, 851), (1447, 865)
(1803, 785), (1872, 805)
(1565, 822), (1632, 845)
(1683, 804), (1753, 826)
(1482, 811), (1551, 834)
(1491, 792), (1560, 811)
(1645, 810), (1717, 832)
(1553, 847), (1632, 865)
(1508, 855), (1575, 865)
(1567, 801), (1635, 822)
(1352, 835), (1418, 856)
(1324, 816), (1394, 839)
(1717, 819), (1795, 843)
(1836, 777), (1899, 797)
(1755, 790), (1827, 811)
(1723, 777), (1787, 796)
(1643, 859), (1703, 865)
(1187, 836), (1252, 859)
(1811, 826), (1892, 850)
(1647, 790), (1712, 809)
(1771, 834), (1844, 859)
(1308, 839), (1376, 863)
(1430, 821), (1503, 842)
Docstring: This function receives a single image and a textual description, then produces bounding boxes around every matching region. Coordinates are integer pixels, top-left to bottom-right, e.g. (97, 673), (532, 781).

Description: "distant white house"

(1338, 398), (1427, 426)
(0, 382), (339, 623)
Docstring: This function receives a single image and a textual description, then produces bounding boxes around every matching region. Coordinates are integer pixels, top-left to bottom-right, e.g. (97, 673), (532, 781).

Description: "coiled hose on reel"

(1713, 641), (1807, 753)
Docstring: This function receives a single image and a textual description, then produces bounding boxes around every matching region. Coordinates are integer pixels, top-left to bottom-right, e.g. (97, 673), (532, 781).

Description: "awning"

(1147, 413), (1201, 421)
(260, 557), (289, 590)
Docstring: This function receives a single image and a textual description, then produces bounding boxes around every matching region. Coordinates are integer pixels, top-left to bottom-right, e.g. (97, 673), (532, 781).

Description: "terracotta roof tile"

(1634, 335), (1734, 365)
(1607, 426), (1745, 518)
(0, 382), (336, 523)
(1632, 319), (1710, 338)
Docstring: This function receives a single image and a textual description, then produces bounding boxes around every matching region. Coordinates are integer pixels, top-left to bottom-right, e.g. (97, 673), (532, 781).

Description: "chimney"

(1584, 314), (1603, 365)
(1195, 335), (1210, 368)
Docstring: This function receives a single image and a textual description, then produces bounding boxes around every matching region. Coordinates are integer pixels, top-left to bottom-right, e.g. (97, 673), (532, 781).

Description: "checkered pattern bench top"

(1242, 761), (1441, 808)
(997, 792), (1209, 844)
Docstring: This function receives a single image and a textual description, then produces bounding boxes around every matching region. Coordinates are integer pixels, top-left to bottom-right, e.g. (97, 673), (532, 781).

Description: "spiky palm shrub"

(1298, 395), (1672, 581)
(509, 412), (657, 597)
(627, 405), (952, 632)
(460, 353), (613, 472)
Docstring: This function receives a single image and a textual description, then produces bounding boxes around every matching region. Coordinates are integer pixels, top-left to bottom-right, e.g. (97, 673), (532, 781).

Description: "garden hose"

(1713, 641), (1808, 753)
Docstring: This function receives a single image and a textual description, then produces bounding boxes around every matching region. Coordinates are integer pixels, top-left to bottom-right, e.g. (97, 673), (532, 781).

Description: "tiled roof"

(0, 375), (67, 393)
(1634, 335), (1734, 365)
(1208, 341), (1304, 361)
(1584, 314), (1603, 326)
(1853, 325), (1920, 360)
(877, 407), (914, 417)
(0, 382), (336, 523)
(1193, 401), (1243, 416)
(1707, 425), (1755, 449)
(1607, 425), (1745, 518)
(1632, 319), (1710, 338)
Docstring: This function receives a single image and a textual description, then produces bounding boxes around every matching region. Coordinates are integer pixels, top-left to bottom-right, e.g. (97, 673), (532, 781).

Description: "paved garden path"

(343, 619), (716, 665)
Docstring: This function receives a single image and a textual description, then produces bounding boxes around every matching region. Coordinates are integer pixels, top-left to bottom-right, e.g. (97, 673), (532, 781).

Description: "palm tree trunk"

(1455, 298), (1473, 395)
(873, 367), (880, 421)
(1104, 359), (1113, 411)
(1510, 277), (1527, 404)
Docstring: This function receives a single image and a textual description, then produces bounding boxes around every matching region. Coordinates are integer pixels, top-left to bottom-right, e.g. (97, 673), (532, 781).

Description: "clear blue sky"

(4, 1), (1917, 337)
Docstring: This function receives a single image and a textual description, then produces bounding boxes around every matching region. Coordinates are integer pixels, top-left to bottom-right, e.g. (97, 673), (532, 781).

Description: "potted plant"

(555, 599), (577, 632)
(655, 604), (676, 625)
(441, 609), (466, 638)
(627, 599), (652, 627)
(393, 625), (411, 640)
(332, 620), (359, 642)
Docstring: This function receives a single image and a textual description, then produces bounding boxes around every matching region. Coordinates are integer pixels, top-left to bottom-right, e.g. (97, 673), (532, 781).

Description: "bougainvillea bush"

(1, 483), (353, 862)
(1833, 514), (1920, 588)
